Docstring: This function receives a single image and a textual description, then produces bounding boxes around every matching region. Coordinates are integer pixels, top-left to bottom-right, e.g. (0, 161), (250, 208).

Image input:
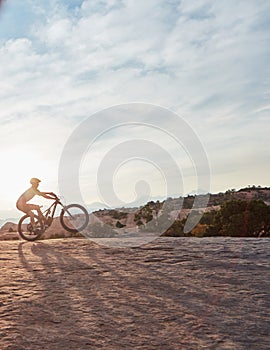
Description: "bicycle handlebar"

(49, 193), (59, 200)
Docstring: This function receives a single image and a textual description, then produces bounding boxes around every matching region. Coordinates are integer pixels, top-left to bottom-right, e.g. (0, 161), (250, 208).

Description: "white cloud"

(0, 0), (270, 216)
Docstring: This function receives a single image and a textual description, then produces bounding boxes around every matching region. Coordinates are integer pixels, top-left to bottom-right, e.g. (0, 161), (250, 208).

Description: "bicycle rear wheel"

(17, 214), (44, 241)
(60, 204), (89, 233)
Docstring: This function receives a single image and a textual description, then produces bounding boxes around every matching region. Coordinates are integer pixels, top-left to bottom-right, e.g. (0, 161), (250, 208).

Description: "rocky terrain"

(0, 237), (269, 349)
(1, 187), (270, 241)
(0, 187), (269, 240)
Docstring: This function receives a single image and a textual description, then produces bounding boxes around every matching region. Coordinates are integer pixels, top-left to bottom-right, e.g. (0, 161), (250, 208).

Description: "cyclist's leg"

(26, 204), (44, 226)
(36, 206), (45, 222)
(25, 208), (36, 227)
(17, 203), (36, 227)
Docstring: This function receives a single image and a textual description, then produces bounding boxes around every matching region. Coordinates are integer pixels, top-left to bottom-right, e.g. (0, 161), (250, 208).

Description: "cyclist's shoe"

(33, 225), (41, 234)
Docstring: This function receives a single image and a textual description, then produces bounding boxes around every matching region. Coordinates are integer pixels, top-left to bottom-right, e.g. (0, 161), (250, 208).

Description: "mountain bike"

(17, 196), (89, 241)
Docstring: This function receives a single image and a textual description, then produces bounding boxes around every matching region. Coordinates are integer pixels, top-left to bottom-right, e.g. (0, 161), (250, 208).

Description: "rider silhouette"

(16, 178), (56, 228)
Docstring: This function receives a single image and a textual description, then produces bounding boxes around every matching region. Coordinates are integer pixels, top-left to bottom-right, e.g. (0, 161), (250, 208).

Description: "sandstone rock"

(0, 237), (269, 349)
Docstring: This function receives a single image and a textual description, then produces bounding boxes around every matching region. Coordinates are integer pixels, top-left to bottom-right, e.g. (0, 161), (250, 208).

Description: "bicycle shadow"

(17, 239), (176, 348)
(16, 239), (190, 349)
(16, 238), (233, 350)
(17, 240), (115, 348)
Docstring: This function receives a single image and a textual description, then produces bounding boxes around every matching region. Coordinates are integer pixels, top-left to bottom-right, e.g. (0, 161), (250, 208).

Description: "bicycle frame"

(42, 198), (63, 220)
(42, 198), (75, 222)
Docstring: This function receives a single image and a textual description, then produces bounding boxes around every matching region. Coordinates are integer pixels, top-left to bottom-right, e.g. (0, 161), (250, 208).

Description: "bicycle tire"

(60, 204), (89, 233)
(17, 214), (44, 241)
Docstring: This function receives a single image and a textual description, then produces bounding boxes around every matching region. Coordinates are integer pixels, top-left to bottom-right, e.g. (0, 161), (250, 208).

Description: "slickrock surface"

(0, 237), (269, 350)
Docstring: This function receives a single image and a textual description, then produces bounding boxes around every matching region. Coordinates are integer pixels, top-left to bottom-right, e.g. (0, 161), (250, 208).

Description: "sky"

(0, 0), (270, 220)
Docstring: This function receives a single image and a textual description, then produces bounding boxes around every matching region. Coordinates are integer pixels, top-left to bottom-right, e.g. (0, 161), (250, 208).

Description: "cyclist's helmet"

(30, 177), (41, 185)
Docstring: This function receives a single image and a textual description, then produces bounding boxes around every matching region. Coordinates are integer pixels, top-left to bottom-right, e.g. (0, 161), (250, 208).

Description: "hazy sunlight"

(0, 148), (50, 207)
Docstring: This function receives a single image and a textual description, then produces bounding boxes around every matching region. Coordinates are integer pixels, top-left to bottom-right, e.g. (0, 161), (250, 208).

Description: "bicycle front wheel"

(60, 204), (89, 233)
(17, 214), (44, 241)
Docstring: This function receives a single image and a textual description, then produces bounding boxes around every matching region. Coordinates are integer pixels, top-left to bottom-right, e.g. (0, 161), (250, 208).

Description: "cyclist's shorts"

(16, 202), (40, 214)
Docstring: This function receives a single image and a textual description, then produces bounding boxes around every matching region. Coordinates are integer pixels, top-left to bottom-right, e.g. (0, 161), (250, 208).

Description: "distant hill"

(89, 186), (270, 230)
(1, 186), (269, 240)
(0, 218), (18, 229)
(131, 186), (270, 212)
(208, 186), (270, 206)
(0, 221), (18, 232)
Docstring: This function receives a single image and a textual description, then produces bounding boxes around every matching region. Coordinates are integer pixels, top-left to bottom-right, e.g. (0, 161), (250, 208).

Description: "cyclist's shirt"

(17, 187), (42, 205)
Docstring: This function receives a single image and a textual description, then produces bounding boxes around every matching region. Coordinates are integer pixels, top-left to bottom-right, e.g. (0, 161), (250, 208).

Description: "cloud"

(2, 0), (269, 114)
(0, 0), (270, 214)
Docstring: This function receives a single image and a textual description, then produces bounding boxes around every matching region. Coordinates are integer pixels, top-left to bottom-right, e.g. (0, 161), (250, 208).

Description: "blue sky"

(0, 0), (270, 219)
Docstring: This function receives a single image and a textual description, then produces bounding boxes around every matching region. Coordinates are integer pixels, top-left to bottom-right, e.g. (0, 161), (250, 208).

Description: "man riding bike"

(16, 178), (56, 230)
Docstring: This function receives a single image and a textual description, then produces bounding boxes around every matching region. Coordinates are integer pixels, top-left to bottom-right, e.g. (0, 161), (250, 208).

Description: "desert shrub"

(162, 219), (189, 237)
(110, 210), (128, 220)
(207, 199), (270, 237)
(199, 211), (217, 225)
(191, 224), (208, 237)
(136, 220), (144, 226)
(115, 220), (125, 228)
(134, 202), (158, 224)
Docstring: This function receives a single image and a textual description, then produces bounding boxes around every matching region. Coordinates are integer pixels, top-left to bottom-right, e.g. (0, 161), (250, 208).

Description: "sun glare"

(0, 149), (51, 207)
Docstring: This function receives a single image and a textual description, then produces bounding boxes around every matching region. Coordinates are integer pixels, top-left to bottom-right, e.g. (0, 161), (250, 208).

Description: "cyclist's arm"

(40, 191), (57, 200)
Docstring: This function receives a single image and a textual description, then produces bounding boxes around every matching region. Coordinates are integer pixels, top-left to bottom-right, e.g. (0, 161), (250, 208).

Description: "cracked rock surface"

(0, 237), (269, 349)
